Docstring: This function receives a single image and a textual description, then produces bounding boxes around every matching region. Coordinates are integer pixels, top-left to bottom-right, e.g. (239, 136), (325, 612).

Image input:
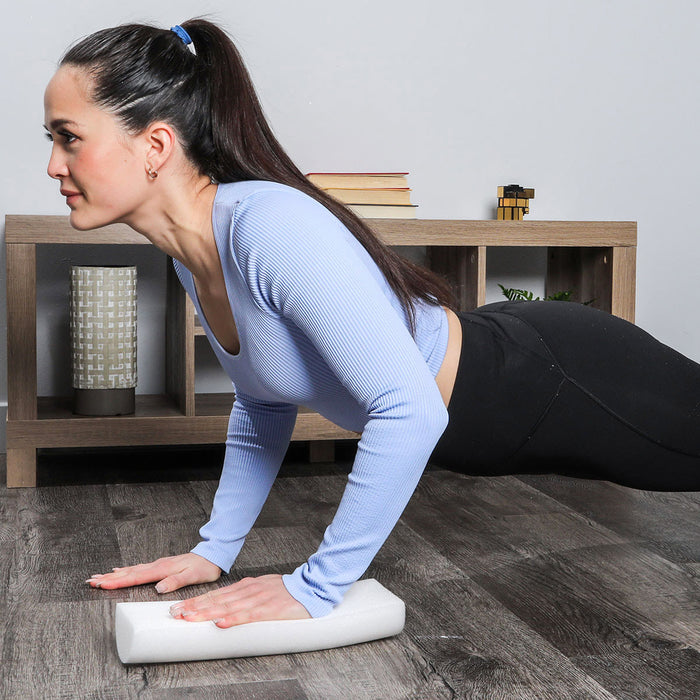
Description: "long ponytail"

(61, 19), (456, 331)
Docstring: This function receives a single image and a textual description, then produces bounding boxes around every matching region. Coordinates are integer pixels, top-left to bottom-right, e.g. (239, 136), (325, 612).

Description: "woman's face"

(44, 66), (150, 230)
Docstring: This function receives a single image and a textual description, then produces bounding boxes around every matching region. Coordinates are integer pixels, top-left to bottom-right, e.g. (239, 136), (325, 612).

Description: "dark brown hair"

(61, 19), (456, 331)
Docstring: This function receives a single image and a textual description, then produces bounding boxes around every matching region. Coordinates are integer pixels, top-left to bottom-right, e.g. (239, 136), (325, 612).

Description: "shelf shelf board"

(37, 394), (183, 419)
(6, 215), (637, 248)
(369, 219), (636, 247)
(194, 393), (359, 440)
(5, 216), (149, 244)
(11, 394), (216, 448)
(6, 394), (358, 450)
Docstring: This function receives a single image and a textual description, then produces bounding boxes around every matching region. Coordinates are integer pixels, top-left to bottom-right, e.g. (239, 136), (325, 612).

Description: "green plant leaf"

(498, 284), (593, 305)
(498, 284), (539, 302)
(545, 290), (573, 302)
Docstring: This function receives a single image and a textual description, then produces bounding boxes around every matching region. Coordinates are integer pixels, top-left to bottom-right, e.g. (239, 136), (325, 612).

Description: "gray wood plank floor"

(1, 445), (698, 699)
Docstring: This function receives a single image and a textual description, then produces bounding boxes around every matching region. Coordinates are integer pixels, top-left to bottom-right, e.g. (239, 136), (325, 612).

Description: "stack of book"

(496, 184), (535, 220)
(306, 172), (417, 218)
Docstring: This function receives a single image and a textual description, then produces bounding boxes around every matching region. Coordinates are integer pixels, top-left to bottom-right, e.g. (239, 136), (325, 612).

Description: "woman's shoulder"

(214, 180), (346, 251)
(214, 179), (316, 213)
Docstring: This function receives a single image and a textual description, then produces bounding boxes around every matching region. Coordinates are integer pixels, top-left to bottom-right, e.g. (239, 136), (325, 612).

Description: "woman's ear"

(144, 121), (176, 173)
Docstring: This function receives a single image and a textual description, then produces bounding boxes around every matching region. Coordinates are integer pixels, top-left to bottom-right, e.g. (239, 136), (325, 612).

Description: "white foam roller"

(115, 578), (405, 664)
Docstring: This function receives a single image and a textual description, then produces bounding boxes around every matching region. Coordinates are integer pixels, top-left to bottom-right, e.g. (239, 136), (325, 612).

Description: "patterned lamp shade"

(70, 266), (137, 415)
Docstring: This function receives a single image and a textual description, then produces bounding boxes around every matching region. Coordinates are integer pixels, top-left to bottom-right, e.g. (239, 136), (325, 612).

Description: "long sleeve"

(231, 190), (449, 617)
(191, 392), (297, 572)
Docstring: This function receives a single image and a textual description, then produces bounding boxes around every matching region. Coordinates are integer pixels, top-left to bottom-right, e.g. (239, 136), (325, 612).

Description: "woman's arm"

(191, 393), (298, 571)
(85, 392), (297, 592)
(233, 189), (449, 617)
(123, 390), (306, 625)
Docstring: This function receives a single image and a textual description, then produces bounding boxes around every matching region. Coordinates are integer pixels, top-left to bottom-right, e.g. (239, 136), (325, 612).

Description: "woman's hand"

(86, 553), (222, 593)
(168, 574), (311, 628)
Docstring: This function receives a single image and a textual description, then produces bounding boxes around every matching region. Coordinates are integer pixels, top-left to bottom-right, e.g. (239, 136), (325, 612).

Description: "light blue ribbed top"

(173, 180), (449, 617)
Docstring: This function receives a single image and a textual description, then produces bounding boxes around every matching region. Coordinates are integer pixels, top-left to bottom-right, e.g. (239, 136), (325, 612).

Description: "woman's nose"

(47, 145), (68, 180)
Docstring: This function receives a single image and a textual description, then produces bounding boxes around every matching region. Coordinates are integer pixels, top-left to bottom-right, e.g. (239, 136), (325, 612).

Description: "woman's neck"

(127, 177), (220, 279)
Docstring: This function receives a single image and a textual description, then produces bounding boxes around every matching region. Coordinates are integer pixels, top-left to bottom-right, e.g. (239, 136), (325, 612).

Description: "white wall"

(1, 0), (699, 450)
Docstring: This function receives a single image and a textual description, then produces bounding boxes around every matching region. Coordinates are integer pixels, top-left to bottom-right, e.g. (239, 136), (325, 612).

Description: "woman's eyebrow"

(43, 118), (81, 131)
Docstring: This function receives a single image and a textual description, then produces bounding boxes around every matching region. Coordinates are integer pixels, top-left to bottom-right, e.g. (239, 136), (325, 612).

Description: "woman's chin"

(69, 210), (111, 231)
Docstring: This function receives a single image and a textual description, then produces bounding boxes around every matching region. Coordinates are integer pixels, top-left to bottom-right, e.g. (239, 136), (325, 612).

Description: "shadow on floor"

(4, 440), (358, 487)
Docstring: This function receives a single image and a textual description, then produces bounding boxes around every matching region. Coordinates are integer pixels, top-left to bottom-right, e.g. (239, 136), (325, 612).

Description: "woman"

(44, 19), (699, 628)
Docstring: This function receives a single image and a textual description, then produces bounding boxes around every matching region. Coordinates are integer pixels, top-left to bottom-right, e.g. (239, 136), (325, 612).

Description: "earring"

(148, 167), (159, 180)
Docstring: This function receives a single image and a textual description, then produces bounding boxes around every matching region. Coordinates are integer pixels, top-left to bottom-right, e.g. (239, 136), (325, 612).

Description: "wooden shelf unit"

(5, 215), (637, 487)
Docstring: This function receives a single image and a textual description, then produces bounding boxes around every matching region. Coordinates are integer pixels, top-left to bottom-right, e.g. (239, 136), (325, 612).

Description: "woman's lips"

(61, 190), (82, 206)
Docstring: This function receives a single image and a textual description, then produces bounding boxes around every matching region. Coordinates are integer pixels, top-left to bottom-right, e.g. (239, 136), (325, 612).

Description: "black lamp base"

(73, 388), (136, 416)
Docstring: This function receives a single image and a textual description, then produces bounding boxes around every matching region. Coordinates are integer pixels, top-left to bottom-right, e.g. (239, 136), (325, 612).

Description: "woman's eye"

(44, 132), (54, 142)
(45, 130), (77, 145)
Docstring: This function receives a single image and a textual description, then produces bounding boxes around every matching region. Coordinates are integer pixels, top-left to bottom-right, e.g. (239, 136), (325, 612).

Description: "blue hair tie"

(171, 25), (196, 54)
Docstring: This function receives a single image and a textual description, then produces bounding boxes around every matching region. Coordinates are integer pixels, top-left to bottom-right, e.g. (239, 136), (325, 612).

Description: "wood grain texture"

(517, 475), (700, 565)
(473, 245), (487, 308)
(391, 577), (619, 700)
(401, 471), (627, 579)
(471, 548), (700, 699)
(2, 600), (133, 698)
(611, 245), (637, 322)
(137, 680), (310, 700)
(428, 245), (486, 311)
(369, 219), (637, 247)
(574, 648), (699, 700)
(8, 485), (121, 604)
(1, 452), (696, 699)
(5, 215), (149, 244)
(0, 486), (17, 665)
(165, 264), (195, 416)
(6, 215), (637, 247)
(6, 243), (37, 420)
(545, 245), (636, 321)
(5, 448), (37, 488)
(7, 401), (354, 448)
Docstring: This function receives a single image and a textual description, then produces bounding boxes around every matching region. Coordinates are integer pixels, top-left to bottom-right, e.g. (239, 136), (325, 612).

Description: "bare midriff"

(435, 307), (463, 408)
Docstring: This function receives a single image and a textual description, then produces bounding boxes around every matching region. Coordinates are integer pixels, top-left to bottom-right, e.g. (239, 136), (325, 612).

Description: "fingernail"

(86, 580), (102, 588)
(155, 582), (168, 594)
(180, 610), (195, 618)
(212, 619), (223, 626)
(169, 604), (184, 617)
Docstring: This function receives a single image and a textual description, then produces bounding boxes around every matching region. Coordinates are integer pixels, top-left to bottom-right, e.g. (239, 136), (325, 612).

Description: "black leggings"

(430, 301), (700, 491)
